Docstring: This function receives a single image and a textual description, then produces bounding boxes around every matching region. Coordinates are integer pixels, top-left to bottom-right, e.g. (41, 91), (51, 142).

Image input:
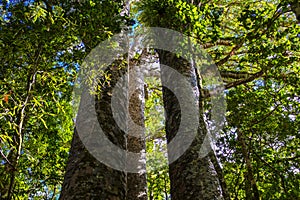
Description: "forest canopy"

(0, 0), (299, 199)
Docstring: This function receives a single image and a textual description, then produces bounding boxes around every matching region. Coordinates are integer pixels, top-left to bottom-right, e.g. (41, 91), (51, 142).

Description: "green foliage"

(1, 0), (299, 199)
(136, 0), (299, 199)
(220, 66), (300, 199)
(145, 76), (170, 199)
(0, 2), (76, 198)
(0, 0), (125, 199)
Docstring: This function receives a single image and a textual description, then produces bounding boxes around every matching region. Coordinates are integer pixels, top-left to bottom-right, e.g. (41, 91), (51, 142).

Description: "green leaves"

(1, 0), (128, 198)
(0, 1), (79, 198)
(145, 77), (170, 199)
(1, 0), (299, 199)
(136, 0), (299, 198)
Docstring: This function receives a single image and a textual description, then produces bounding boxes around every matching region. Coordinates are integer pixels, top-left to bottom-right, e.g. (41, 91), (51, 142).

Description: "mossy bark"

(60, 58), (147, 199)
(60, 64), (127, 200)
(158, 50), (224, 200)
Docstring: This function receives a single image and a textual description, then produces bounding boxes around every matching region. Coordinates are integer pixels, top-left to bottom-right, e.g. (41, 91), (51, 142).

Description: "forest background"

(0, 0), (299, 199)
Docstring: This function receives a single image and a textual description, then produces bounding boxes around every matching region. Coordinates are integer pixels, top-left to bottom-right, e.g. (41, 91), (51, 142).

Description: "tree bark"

(158, 50), (224, 200)
(59, 129), (127, 200)
(59, 63), (128, 200)
(126, 59), (147, 200)
(60, 57), (147, 199)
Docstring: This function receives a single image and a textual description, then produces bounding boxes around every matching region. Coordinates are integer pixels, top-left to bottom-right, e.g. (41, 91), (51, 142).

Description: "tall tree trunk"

(59, 63), (128, 200)
(158, 50), (224, 200)
(59, 0), (149, 195)
(60, 57), (148, 199)
(126, 60), (147, 200)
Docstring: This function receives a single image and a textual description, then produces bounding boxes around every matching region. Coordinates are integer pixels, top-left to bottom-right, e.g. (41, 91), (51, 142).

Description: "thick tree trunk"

(60, 58), (147, 199)
(158, 50), (224, 200)
(59, 64), (128, 200)
(59, 129), (127, 200)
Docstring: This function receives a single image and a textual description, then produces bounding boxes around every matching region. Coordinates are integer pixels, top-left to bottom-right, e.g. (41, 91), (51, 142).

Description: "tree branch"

(0, 148), (15, 171)
(220, 70), (254, 79)
(224, 70), (263, 89)
(201, 39), (233, 49)
(237, 128), (260, 200)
